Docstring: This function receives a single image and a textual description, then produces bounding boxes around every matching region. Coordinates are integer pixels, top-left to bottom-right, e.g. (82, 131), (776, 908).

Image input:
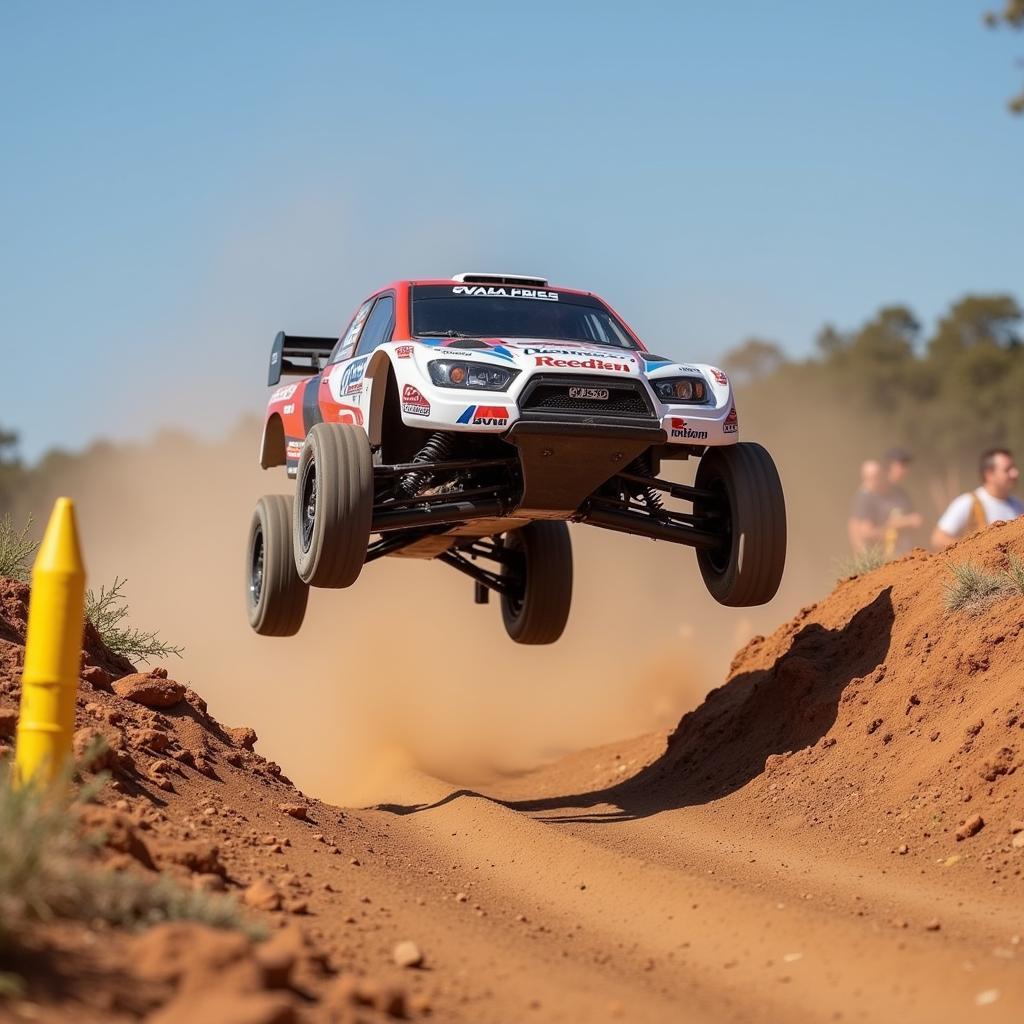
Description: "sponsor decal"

(723, 406), (738, 433)
(521, 345), (631, 359)
(456, 404), (510, 427)
(452, 285), (558, 301)
(711, 368), (728, 386)
(568, 386), (610, 400)
(669, 417), (708, 441)
(286, 438), (304, 456)
(282, 403), (295, 415)
(419, 337), (516, 362)
(340, 356), (369, 395)
(271, 383), (298, 402)
(401, 384), (431, 417)
(534, 355), (633, 373)
(395, 344), (414, 358)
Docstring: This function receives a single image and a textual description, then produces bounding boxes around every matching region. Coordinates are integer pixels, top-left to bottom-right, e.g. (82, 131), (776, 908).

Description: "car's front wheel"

(293, 423), (374, 588)
(500, 522), (573, 644)
(247, 494), (309, 636)
(693, 442), (786, 606)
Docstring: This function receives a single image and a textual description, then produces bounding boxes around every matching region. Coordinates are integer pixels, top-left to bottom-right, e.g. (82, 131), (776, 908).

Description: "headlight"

(428, 360), (520, 391)
(652, 376), (707, 402)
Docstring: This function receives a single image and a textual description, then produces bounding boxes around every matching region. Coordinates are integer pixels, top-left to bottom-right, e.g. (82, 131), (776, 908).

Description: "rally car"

(246, 273), (786, 644)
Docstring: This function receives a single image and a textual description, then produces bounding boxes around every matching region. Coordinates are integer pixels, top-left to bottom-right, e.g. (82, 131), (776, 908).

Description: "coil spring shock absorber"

(626, 455), (663, 511)
(400, 432), (454, 496)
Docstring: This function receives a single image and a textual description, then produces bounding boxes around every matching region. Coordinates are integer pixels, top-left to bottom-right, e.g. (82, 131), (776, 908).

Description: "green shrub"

(0, 515), (37, 582)
(85, 577), (183, 664)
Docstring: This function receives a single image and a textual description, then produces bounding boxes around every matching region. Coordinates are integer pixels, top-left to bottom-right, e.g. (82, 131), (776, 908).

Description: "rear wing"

(268, 332), (337, 387)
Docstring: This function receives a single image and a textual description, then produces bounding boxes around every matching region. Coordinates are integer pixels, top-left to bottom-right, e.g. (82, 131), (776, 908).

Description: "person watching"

(932, 448), (1024, 549)
(848, 460), (887, 554)
(880, 447), (922, 554)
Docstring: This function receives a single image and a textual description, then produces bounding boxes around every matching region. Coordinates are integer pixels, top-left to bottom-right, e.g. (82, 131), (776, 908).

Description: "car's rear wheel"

(293, 423), (374, 588)
(500, 522), (573, 644)
(693, 442), (786, 606)
(247, 494), (309, 636)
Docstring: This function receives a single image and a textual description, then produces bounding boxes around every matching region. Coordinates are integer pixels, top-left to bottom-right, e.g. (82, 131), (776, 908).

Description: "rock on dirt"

(0, 707), (18, 738)
(73, 725), (122, 771)
(277, 802), (309, 821)
(244, 878), (283, 912)
(955, 815), (985, 841)
(112, 672), (186, 708)
(392, 939), (424, 968)
(228, 725), (259, 750)
(79, 805), (155, 870)
(158, 839), (227, 877)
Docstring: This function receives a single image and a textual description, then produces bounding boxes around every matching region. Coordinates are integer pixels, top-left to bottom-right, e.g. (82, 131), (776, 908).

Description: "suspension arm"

(614, 471), (721, 505)
(581, 505), (723, 549)
(436, 550), (516, 596)
(374, 456), (518, 478)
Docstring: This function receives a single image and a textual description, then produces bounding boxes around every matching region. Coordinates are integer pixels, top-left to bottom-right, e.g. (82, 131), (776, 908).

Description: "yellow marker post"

(14, 498), (86, 785)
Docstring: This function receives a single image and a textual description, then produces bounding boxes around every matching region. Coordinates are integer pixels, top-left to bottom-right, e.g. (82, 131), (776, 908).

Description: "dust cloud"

(12, 389), (865, 804)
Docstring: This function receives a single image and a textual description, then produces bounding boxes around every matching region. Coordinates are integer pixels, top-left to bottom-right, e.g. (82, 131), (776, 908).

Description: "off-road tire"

(247, 494), (309, 636)
(694, 442), (786, 606)
(500, 522), (573, 644)
(293, 423), (373, 588)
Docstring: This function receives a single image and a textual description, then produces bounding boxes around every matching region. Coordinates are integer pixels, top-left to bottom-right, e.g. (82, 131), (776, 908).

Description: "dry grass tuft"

(944, 561), (1012, 614)
(836, 546), (889, 581)
(0, 753), (258, 951)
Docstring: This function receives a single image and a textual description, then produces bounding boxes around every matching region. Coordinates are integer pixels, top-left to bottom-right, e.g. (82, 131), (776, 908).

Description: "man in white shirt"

(932, 448), (1024, 549)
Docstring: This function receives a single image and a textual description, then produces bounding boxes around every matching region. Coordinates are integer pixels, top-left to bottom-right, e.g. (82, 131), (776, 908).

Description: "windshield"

(411, 285), (639, 349)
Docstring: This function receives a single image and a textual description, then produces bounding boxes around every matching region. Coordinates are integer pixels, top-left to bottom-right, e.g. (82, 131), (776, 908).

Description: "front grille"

(519, 375), (655, 420)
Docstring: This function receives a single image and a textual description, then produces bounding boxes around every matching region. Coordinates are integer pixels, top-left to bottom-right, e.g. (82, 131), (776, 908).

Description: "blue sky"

(3, 1), (1022, 460)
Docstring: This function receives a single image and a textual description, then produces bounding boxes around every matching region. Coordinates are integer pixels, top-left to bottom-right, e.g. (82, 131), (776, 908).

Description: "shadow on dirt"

(378, 587), (895, 824)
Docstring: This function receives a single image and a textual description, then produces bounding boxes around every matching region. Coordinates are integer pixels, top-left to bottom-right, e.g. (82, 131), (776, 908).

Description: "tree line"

(724, 293), (1023, 514)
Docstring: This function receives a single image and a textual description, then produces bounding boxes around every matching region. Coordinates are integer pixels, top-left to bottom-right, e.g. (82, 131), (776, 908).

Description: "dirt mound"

(3, 520), (1024, 1022)
(0, 578), (435, 1022)
(660, 519), (1024, 852)
(509, 519), (1024, 885)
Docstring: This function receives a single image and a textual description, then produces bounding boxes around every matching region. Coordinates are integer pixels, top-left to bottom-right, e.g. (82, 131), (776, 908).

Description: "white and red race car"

(247, 273), (786, 643)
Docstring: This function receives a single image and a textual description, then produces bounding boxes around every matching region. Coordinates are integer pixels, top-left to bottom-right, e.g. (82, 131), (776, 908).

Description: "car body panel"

(262, 279), (738, 474)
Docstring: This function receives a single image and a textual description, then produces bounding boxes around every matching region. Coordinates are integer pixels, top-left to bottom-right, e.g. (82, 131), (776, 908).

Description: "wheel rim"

(299, 457), (317, 553)
(249, 525), (265, 607)
(702, 478), (732, 575)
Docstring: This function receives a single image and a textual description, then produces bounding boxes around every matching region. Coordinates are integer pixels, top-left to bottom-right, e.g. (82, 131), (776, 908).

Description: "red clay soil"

(2, 519), (1024, 1023)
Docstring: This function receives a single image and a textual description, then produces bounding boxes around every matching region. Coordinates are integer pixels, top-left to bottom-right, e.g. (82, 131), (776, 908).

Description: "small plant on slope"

(0, 753), (260, 951)
(944, 561), (1010, 614)
(0, 515), (37, 582)
(836, 546), (889, 581)
(1002, 554), (1024, 596)
(85, 577), (183, 664)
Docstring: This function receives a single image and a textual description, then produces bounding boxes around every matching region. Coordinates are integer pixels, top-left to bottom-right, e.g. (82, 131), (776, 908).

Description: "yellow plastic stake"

(14, 498), (86, 785)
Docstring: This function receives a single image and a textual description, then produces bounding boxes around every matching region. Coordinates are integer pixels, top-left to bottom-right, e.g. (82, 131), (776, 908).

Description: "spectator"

(848, 456), (922, 556)
(932, 448), (1024, 549)
(848, 460), (886, 554)
(881, 448), (923, 554)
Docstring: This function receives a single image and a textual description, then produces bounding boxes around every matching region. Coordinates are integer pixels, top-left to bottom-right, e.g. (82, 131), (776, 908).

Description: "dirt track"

(2, 521), (1024, 1022)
